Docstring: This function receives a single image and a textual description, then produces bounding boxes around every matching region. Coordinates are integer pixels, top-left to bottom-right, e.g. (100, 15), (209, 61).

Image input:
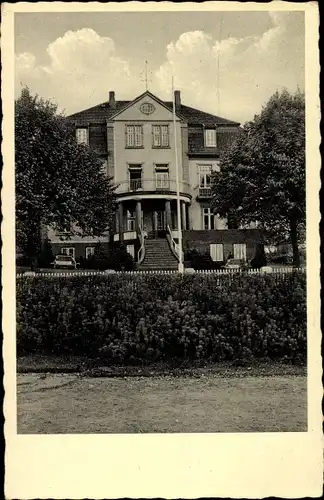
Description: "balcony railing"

(198, 187), (212, 198)
(114, 178), (192, 196)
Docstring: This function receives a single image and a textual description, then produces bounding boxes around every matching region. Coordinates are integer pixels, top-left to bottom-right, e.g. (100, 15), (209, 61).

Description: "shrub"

(37, 239), (55, 268)
(16, 271), (306, 365)
(80, 243), (134, 271)
(185, 249), (224, 270)
(250, 244), (267, 269)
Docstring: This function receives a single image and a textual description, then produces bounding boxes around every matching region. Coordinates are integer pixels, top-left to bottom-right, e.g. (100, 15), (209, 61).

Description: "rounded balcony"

(114, 178), (192, 202)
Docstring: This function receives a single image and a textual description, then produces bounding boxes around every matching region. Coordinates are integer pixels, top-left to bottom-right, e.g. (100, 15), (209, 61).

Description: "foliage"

(185, 249), (224, 270)
(211, 89), (305, 266)
(15, 87), (116, 265)
(250, 244), (267, 269)
(82, 243), (135, 271)
(17, 272), (306, 365)
(37, 238), (55, 268)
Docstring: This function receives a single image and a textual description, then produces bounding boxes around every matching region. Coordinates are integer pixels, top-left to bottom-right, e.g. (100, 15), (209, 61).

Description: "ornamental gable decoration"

(140, 102), (155, 115)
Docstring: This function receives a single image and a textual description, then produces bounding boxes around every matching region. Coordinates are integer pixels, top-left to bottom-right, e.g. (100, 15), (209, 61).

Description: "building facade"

(48, 90), (262, 267)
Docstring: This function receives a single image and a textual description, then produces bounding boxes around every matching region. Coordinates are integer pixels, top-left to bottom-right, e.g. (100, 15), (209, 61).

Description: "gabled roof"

(67, 93), (240, 127)
(108, 91), (184, 120)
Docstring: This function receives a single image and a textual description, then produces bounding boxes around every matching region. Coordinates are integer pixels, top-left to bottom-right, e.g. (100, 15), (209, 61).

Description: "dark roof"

(163, 102), (239, 126)
(67, 96), (240, 127)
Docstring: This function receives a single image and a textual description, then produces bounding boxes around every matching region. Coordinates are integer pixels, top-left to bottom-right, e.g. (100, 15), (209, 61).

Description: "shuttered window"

(210, 244), (224, 262)
(233, 243), (247, 261)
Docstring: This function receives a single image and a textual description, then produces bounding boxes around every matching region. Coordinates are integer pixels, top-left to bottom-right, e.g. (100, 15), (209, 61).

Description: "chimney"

(109, 91), (116, 108)
(174, 90), (181, 111)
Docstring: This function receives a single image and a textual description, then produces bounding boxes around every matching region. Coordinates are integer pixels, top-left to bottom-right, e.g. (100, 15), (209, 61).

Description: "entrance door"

(156, 211), (166, 231)
(152, 210), (166, 238)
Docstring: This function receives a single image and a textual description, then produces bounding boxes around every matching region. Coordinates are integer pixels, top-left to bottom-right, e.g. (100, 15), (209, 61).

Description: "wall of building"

(112, 95), (183, 186)
(182, 229), (264, 261)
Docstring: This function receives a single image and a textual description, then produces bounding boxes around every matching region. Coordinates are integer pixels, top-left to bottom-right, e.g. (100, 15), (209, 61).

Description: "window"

(155, 165), (170, 189)
(126, 244), (135, 259)
(204, 128), (217, 147)
(233, 243), (247, 261)
(126, 210), (136, 231)
(210, 244), (224, 262)
(126, 125), (143, 147)
(198, 165), (212, 196)
(202, 208), (215, 230)
(61, 247), (75, 257)
(128, 166), (142, 191)
(152, 125), (169, 147)
(76, 128), (88, 145)
(85, 247), (95, 259)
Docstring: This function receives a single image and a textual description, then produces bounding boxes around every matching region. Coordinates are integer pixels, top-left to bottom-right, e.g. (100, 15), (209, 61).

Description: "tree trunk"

(289, 218), (300, 268)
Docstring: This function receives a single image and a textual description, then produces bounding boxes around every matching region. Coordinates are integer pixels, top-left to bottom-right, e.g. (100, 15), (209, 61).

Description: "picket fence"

(16, 267), (306, 279)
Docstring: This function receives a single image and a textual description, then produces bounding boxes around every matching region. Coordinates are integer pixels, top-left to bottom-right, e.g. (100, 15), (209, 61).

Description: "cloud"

(15, 28), (136, 114)
(155, 12), (304, 123)
(15, 14), (304, 123)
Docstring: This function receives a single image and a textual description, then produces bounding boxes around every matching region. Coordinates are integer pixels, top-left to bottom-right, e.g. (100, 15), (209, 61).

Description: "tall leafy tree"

(15, 87), (116, 266)
(211, 89), (305, 266)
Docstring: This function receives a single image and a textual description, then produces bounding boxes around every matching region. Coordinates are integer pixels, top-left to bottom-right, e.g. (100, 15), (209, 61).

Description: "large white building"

(48, 90), (262, 269)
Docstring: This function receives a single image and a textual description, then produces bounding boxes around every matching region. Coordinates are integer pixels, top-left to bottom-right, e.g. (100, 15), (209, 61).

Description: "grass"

(17, 372), (307, 433)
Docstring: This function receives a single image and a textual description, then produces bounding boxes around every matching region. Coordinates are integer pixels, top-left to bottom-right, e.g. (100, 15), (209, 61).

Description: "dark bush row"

(16, 272), (306, 364)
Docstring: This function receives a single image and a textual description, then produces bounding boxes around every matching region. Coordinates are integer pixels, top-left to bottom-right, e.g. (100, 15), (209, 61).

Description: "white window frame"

(128, 165), (143, 191)
(126, 244), (135, 259)
(126, 125), (143, 148)
(198, 165), (212, 188)
(152, 125), (169, 148)
(61, 247), (75, 257)
(202, 207), (215, 230)
(76, 128), (88, 145)
(210, 243), (224, 262)
(204, 128), (217, 147)
(155, 165), (170, 189)
(126, 210), (136, 231)
(233, 243), (247, 261)
(85, 246), (95, 259)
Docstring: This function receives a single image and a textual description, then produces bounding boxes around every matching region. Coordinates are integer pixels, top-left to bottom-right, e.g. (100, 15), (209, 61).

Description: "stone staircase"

(139, 237), (179, 270)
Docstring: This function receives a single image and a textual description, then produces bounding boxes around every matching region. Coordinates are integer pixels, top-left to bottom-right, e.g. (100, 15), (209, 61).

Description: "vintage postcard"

(2, 1), (322, 498)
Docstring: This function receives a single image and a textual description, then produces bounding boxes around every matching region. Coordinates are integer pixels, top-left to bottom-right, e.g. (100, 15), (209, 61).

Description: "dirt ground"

(17, 373), (307, 433)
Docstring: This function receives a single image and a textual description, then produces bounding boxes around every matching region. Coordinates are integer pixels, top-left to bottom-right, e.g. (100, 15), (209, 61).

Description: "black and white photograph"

(2, 2), (322, 498)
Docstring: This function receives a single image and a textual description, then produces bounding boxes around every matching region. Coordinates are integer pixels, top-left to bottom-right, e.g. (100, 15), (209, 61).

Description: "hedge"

(16, 272), (306, 364)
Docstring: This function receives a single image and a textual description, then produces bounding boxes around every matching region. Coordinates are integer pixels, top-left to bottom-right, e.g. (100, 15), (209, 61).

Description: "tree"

(15, 87), (116, 266)
(211, 89), (305, 267)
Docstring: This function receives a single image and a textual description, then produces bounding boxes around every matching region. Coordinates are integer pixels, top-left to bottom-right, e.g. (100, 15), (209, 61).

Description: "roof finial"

(140, 60), (152, 91)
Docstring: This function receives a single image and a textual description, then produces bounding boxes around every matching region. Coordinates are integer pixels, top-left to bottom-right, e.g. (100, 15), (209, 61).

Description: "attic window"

(204, 128), (217, 147)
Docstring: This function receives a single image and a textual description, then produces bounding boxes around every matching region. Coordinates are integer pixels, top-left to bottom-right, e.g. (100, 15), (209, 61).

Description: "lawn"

(17, 373), (307, 433)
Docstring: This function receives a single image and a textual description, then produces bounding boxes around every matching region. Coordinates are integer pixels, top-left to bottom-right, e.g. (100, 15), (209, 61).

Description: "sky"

(15, 10), (305, 124)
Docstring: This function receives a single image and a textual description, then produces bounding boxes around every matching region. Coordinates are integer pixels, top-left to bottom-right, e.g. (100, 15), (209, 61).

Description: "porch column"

(181, 201), (187, 230)
(187, 204), (191, 230)
(118, 202), (124, 243)
(165, 200), (172, 229)
(135, 200), (142, 233)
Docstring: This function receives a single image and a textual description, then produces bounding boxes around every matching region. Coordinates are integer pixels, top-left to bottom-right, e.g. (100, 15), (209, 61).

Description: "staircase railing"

(137, 225), (146, 264)
(167, 225), (184, 262)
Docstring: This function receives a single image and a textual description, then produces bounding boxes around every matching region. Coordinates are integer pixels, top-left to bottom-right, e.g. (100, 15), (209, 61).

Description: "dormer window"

(76, 127), (88, 145)
(204, 128), (217, 147)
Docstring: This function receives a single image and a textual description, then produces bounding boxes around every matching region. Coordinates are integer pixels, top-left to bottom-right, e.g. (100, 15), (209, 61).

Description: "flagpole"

(172, 77), (184, 274)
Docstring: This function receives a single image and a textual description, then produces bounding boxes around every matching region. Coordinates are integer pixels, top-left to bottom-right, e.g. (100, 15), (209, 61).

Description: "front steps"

(139, 238), (178, 270)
